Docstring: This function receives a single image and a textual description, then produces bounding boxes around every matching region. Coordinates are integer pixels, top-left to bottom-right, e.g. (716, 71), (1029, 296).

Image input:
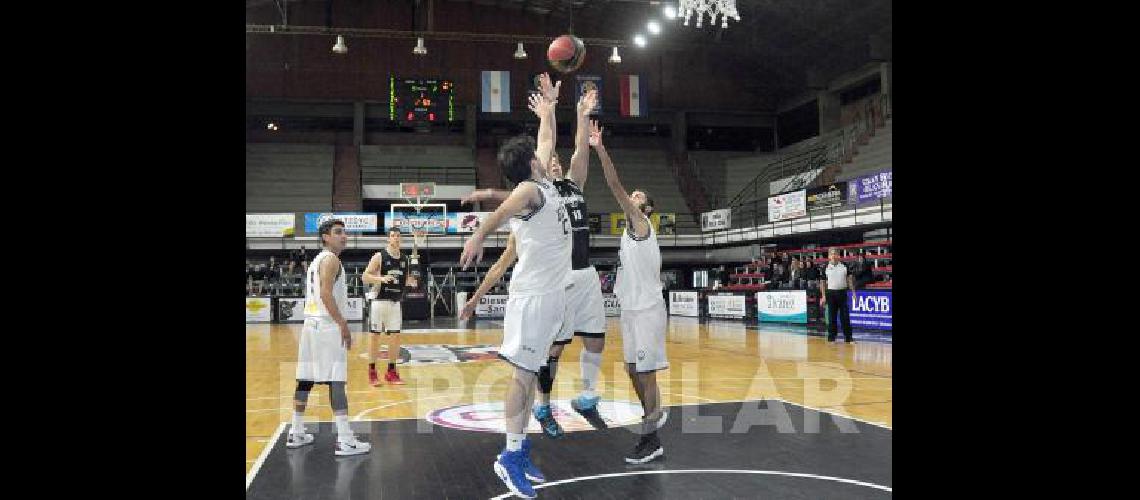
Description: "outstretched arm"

(532, 73), (561, 173)
(590, 120), (649, 239)
(460, 188), (511, 206)
(459, 182), (540, 269)
(568, 89), (597, 186)
(460, 233), (517, 320)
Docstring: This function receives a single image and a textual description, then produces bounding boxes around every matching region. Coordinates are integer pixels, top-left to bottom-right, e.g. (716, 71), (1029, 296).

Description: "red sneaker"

(385, 368), (405, 385)
(368, 366), (380, 387)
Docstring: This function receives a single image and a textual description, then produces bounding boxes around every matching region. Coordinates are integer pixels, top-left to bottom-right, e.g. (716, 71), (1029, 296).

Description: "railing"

(365, 166), (476, 185)
(757, 92), (892, 197)
(722, 193), (893, 233)
(726, 146), (828, 208)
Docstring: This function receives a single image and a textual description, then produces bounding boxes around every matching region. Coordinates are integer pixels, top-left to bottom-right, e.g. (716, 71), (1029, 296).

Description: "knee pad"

(295, 380), (315, 393)
(327, 381), (348, 411)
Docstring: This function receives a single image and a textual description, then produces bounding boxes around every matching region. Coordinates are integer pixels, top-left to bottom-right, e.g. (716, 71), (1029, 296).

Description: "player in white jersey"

(287, 219), (371, 456)
(590, 120), (668, 464)
(459, 73), (567, 499)
(460, 88), (608, 438)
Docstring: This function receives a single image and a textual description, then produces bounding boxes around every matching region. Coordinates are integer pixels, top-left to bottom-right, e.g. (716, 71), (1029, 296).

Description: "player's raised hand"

(588, 120), (604, 147)
(578, 89), (598, 116)
(538, 72), (561, 103)
(527, 93), (553, 118)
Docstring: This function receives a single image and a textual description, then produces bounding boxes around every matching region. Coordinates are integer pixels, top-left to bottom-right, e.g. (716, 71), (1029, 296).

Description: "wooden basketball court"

(246, 317), (892, 479)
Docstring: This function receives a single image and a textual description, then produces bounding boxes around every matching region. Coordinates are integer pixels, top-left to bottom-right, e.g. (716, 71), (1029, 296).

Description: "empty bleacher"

(552, 147), (688, 220)
(360, 145), (476, 186)
(837, 118), (891, 182)
(246, 144), (335, 211)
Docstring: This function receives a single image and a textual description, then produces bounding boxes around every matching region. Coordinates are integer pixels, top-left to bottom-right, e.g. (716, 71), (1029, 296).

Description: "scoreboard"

(390, 76), (454, 126)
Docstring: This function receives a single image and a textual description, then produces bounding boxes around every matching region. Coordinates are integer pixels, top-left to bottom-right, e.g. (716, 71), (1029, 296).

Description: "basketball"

(547, 34), (586, 73)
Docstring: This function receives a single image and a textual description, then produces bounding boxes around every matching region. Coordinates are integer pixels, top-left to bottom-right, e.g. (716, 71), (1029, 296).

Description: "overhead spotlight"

(664, 4), (677, 19)
(332, 35), (347, 54)
(608, 46), (622, 64)
(633, 34), (647, 47)
(648, 21), (661, 34)
(513, 42), (528, 59)
(267, 122), (278, 131)
(413, 37), (427, 55)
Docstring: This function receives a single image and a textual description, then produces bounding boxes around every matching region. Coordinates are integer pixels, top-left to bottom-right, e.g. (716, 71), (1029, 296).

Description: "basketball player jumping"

(287, 219), (371, 456)
(361, 227), (416, 386)
(590, 121), (668, 464)
(458, 73), (568, 499)
(461, 88), (609, 438)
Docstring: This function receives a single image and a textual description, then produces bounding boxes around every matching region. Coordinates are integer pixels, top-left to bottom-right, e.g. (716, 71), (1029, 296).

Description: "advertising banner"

(707, 294), (746, 319)
(806, 182), (848, 210)
(847, 290), (892, 330)
(701, 209), (732, 231)
(669, 291), (699, 317)
(246, 297), (272, 322)
(768, 190), (807, 221)
(475, 295), (509, 318)
(756, 290), (808, 324)
(304, 212), (378, 233)
(246, 214), (295, 237)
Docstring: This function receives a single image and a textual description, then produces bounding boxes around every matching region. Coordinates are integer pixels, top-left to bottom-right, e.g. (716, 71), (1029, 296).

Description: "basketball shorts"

(296, 316), (348, 382)
(370, 299), (402, 333)
(620, 301), (669, 373)
(500, 288), (568, 373)
(554, 267), (608, 345)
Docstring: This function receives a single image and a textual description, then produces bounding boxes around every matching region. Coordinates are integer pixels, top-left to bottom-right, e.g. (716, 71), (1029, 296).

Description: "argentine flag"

(481, 71), (510, 113)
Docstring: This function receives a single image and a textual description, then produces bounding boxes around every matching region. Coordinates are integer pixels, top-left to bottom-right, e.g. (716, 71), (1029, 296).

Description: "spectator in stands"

(853, 253), (874, 290)
(802, 259), (820, 310)
(294, 246), (309, 274)
(802, 259), (820, 283)
(251, 264), (268, 295)
(246, 260), (255, 294)
(787, 260), (802, 289)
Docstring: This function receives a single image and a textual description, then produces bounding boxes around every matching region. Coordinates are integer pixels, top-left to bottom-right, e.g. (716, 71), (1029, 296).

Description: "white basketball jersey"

(615, 214), (664, 311)
(304, 250), (348, 318)
(508, 179), (572, 296)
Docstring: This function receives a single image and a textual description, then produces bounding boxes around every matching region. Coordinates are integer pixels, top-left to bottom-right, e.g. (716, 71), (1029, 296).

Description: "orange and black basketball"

(547, 34), (586, 73)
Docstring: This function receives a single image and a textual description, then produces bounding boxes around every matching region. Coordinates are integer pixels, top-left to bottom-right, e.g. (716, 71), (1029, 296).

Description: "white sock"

(291, 412), (306, 435)
(505, 433), (525, 451)
(580, 350), (602, 398)
(334, 414), (353, 440)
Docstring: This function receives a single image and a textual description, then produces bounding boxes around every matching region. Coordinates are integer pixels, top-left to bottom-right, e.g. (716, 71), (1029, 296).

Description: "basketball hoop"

(392, 182), (447, 237)
(400, 182), (437, 213)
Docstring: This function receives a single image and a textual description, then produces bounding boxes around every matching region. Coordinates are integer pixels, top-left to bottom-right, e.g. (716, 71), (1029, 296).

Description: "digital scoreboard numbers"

(391, 76), (454, 127)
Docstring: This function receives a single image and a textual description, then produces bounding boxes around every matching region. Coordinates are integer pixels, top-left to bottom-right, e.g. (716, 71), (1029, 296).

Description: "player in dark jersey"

(361, 227), (416, 385)
(461, 88), (609, 437)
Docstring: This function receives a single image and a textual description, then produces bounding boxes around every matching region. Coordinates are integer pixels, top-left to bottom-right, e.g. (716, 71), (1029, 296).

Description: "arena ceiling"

(247, 0), (891, 105)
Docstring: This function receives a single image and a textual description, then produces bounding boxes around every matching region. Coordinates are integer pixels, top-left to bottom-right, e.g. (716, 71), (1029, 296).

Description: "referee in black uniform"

(820, 248), (855, 343)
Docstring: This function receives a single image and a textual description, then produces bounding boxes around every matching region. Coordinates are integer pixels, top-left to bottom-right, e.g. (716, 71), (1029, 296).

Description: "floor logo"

(357, 344), (499, 365)
(426, 400), (645, 433)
